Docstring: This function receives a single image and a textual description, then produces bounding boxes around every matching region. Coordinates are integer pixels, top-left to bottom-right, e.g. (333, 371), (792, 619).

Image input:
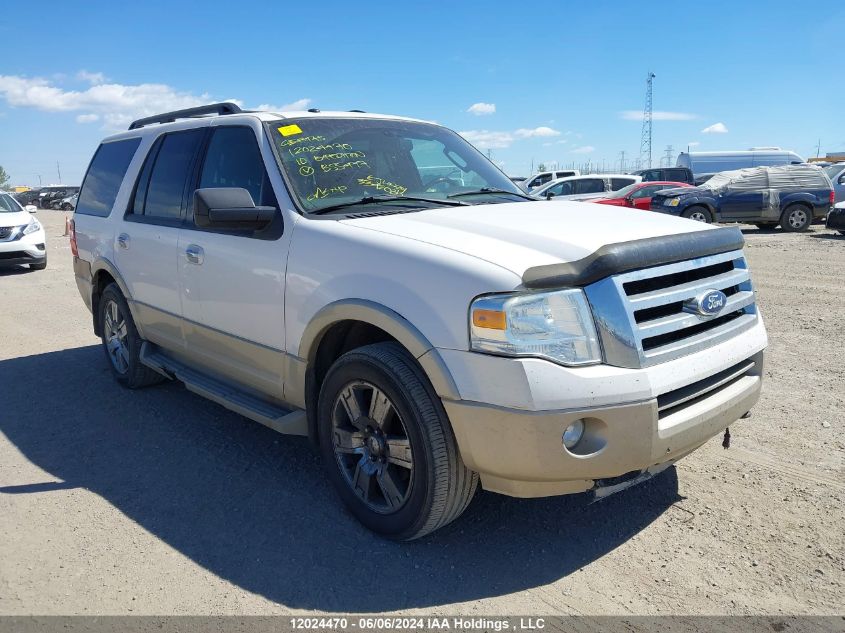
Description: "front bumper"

(826, 205), (845, 230)
(439, 318), (767, 498)
(0, 229), (46, 267)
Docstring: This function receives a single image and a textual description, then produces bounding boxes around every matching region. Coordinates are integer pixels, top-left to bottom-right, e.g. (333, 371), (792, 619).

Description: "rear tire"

(98, 283), (164, 389)
(780, 204), (812, 232)
(681, 206), (712, 223)
(318, 342), (477, 540)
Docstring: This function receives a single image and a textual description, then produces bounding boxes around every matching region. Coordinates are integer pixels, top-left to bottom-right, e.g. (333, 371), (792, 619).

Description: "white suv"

(72, 103), (767, 539)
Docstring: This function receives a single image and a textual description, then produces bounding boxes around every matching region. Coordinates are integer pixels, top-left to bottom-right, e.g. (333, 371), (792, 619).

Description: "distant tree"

(0, 165), (9, 190)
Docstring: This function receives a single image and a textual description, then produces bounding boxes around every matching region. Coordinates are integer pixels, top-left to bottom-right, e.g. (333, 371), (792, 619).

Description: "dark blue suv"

(651, 165), (833, 232)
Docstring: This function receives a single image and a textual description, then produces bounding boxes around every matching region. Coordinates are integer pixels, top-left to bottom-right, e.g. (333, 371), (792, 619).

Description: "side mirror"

(545, 192), (556, 200)
(193, 188), (275, 231)
(25, 205), (37, 213)
(625, 197), (635, 206)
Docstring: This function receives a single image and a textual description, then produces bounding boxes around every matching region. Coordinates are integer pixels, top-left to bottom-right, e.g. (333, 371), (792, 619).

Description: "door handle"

(117, 233), (130, 249)
(185, 244), (204, 265)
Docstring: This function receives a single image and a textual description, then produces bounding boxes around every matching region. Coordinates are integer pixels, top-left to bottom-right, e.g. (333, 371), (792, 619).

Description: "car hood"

(0, 210), (32, 228)
(341, 200), (713, 276)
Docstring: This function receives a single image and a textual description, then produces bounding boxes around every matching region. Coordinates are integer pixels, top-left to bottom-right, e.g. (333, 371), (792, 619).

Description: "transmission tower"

(619, 150), (627, 172)
(639, 72), (655, 169)
(662, 145), (674, 167)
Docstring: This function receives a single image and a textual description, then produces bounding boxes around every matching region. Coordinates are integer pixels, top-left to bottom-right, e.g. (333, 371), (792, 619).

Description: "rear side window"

(611, 177), (636, 190)
(75, 138), (142, 217)
(199, 127), (277, 207)
(576, 178), (605, 194)
(665, 169), (688, 182)
(130, 129), (205, 221)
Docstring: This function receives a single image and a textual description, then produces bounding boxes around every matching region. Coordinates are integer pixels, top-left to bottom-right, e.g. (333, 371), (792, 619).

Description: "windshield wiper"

(310, 194), (469, 215)
(447, 188), (534, 201)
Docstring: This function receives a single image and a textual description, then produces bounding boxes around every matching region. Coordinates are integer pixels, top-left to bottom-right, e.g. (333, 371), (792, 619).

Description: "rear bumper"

(444, 351), (764, 498)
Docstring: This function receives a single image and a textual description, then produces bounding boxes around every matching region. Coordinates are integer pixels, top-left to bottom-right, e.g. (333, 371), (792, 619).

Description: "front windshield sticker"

(278, 124), (303, 136)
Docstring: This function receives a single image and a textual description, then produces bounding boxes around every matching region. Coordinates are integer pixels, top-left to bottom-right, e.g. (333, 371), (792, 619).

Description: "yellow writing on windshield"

(278, 135), (327, 148)
(321, 160), (369, 173)
(313, 151), (366, 162)
(358, 175), (408, 196)
(278, 124), (303, 137)
(307, 185), (348, 201)
(289, 143), (353, 156)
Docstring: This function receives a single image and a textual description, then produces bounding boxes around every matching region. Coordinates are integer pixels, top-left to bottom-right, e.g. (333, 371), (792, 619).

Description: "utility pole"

(663, 145), (674, 168)
(486, 149), (492, 162)
(37, 174), (42, 186)
(639, 71), (655, 169)
(56, 161), (62, 183)
(619, 150), (626, 172)
(815, 139), (821, 158)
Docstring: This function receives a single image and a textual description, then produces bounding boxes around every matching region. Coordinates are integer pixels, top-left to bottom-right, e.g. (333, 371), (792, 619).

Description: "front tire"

(681, 206), (712, 223)
(318, 342), (477, 540)
(780, 204), (812, 232)
(98, 283), (164, 389)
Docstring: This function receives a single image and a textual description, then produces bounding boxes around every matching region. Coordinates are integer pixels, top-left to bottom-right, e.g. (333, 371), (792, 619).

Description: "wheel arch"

(90, 258), (140, 337)
(295, 299), (461, 446)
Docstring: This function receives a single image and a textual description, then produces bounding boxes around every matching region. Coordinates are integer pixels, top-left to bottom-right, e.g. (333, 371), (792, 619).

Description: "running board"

(140, 343), (307, 436)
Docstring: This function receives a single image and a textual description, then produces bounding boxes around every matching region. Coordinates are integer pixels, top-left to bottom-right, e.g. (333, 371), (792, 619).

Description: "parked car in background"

(823, 163), (845, 203)
(676, 149), (804, 181)
(13, 189), (42, 207)
(534, 174), (641, 200)
(509, 176), (528, 187)
(0, 191), (47, 270)
(37, 186), (79, 209)
(523, 169), (580, 191)
(58, 193), (78, 211)
(631, 167), (695, 184)
(826, 201), (845, 235)
(651, 165), (834, 232)
(592, 181), (692, 210)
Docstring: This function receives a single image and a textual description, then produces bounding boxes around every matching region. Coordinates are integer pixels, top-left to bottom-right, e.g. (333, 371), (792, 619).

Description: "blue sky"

(1, 0), (842, 185)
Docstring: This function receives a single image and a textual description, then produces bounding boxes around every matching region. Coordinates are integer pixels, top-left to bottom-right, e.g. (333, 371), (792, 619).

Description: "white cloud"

(570, 145), (595, 154)
(256, 98), (312, 112)
(620, 110), (697, 121)
(77, 70), (106, 85)
(701, 122), (728, 134)
(514, 126), (560, 138)
(467, 102), (496, 116)
(0, 73), (310, 130)
(458, 130), (514, 149)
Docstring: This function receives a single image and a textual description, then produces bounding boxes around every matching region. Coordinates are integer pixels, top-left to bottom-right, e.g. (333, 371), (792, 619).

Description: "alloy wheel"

(689, 211), (708, 222)
(788, 208), (808, 229)
(330, 380), (414, 514)
(103, 299), (130, 374)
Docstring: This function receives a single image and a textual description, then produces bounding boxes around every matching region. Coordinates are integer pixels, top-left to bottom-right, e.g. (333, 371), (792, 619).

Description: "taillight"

(69, 218), (78, 257)
(831, 190), (836, 205)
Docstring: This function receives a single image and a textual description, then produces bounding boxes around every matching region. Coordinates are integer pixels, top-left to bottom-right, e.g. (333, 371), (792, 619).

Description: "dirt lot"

(1, 210), (842, 616)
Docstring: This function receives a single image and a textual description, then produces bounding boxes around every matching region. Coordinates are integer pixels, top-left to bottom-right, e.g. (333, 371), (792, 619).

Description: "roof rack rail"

(128, 102), (243, 130)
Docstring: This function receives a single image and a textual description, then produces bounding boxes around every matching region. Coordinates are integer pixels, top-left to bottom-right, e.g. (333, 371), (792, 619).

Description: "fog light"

(562, 419), (585, 449)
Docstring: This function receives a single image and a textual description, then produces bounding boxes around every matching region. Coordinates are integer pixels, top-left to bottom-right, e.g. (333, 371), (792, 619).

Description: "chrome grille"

(585, 249), (758, 368)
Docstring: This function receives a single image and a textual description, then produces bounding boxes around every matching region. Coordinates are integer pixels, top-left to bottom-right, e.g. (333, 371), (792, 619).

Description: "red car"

(592, 181), (692, 210)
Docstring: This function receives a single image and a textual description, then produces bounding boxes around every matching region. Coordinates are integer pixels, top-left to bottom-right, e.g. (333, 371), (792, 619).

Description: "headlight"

(22, 218), (42, 235)
(664, 198), (680, 207)
(470, 288), (601, 366)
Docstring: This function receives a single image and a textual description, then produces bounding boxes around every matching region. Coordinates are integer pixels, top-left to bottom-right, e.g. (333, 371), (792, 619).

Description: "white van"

(524, 170), (581, 191)
(677, 150), (804, 179)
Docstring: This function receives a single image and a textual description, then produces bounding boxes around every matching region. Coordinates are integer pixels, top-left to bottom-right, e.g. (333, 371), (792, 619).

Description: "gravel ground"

(0, 210), (842, 616)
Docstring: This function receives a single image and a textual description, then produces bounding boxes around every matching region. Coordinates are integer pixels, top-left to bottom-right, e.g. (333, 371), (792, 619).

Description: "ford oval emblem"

(684, 289), (727, 317)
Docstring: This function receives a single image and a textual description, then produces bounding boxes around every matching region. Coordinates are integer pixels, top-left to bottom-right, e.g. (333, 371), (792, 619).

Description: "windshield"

(0, 193), (24, 213)
(267, 117), (526, 213)
(824, 164), (844, 178)
(604, 183), (639, 199)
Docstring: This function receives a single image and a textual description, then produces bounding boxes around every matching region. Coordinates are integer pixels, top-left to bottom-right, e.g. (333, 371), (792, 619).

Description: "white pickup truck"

(71, 103), (767, 539)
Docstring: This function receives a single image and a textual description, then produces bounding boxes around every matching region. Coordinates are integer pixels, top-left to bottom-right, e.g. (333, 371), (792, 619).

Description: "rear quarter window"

(75, 138), (142, 217)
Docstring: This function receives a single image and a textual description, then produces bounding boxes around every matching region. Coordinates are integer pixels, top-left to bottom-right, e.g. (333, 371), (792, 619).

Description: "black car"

(631, 166), (695, 184)
(651, 165), (834, 232)
(826, 204), (845, 235)
(13, 189), (42, 207)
